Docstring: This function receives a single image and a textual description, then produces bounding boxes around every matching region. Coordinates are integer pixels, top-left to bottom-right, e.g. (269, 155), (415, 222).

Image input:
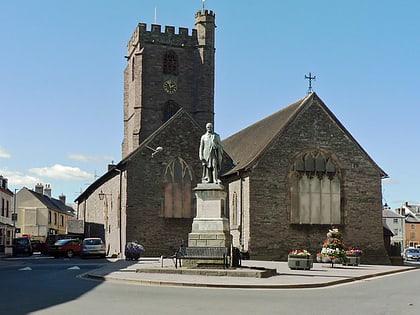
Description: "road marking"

(68, 266), (81, 270)
(19, 267), (32, 271)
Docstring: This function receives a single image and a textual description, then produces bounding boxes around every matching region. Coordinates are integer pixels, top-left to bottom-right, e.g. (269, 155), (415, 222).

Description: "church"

(75, 9), (390, 264)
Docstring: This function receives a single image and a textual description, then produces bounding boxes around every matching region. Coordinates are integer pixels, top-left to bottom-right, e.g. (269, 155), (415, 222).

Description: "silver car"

(404, 248), (420, 261)
(80, 238), (106, 258)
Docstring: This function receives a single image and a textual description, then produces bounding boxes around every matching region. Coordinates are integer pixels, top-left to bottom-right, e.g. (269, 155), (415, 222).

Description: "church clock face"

(163, 79), (177, 94)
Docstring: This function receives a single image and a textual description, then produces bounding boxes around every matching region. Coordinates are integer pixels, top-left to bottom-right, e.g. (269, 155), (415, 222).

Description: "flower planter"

(288, 255), (313, 270)
(342, 255), (360, 266)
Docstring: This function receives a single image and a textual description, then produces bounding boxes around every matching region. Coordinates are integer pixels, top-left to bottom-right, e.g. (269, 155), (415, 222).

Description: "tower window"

(163, 50), (178, 75)
(163, 100), (180, 122)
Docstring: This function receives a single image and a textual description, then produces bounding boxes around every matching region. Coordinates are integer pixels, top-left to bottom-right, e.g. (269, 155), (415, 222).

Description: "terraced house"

(15, 184), (75, 240)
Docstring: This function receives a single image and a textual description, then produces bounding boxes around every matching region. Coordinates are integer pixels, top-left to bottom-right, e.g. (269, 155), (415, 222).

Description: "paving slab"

(85, 258), (416, 289)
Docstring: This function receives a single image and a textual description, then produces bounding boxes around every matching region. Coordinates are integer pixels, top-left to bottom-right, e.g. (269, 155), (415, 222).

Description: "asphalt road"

(1, 255), (419, 315)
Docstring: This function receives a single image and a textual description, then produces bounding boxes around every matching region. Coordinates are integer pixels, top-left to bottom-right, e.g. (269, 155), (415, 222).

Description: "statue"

(199, 123), (223, 184)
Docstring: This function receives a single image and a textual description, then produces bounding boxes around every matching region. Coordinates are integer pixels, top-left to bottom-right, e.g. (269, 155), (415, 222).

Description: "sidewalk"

(85, 258), (416, 289)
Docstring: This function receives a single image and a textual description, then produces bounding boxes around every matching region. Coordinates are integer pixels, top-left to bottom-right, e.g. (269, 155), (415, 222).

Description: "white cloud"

(0, 169), (39, 187)
(0, 147), (12, 159)
(29, 164), (93, 180)
(68, 153), (115, 164)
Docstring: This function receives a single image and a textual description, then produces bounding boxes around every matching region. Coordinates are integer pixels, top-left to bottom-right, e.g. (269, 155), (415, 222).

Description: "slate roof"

(383, 209), (404, 218)
(222, 92), (388, 178)
(27, 188), (75, 216)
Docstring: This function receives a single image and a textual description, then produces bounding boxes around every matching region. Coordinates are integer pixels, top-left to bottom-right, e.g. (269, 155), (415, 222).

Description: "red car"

(49, 239), (82, 258)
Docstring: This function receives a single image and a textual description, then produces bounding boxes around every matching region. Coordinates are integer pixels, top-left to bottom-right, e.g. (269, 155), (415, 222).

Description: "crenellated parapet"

(126, 22), (199, 58)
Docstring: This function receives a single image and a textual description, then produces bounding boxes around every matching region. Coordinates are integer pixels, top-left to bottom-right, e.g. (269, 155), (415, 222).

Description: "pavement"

(84, 257), (417, 289)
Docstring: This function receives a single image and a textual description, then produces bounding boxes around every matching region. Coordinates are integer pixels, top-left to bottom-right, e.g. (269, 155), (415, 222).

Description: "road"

(1, 254), (419, 315)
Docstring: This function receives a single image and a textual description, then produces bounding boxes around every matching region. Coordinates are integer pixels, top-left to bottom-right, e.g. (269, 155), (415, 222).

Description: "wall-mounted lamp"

(98, 190), (112, 201)
(145, 145), (163, 157)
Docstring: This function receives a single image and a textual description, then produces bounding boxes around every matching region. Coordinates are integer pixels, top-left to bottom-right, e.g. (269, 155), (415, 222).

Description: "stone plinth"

(188, 184), (231, 248)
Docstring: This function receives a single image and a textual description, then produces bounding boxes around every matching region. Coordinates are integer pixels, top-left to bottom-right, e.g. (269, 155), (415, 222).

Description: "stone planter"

(343, 255), (361, 266)
(288, 255), (313, 270)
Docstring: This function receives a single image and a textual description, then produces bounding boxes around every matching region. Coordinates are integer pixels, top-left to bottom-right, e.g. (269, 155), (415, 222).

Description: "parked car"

(403, 248), (420, 261)
(30, 240), (46, 253)
(80, 238), (106, 258)
(44, 234), (82, 255)
(12, 237), (33, 256)
(49, 239), (82, 258)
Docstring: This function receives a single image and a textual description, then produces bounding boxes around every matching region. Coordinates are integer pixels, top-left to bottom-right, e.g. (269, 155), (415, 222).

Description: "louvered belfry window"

(163, 50), (178, 75)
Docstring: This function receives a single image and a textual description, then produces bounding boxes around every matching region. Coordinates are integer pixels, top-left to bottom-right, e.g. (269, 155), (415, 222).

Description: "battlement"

(126, 22), (199, 57)
(195, 9), (215, 18)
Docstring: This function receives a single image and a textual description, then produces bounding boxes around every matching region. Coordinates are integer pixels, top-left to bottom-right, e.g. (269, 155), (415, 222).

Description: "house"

(383, 205), (405, 250)
(15, 184), (75, 240)
(0, 175), (14, 254)
(404, 216), (420, 248)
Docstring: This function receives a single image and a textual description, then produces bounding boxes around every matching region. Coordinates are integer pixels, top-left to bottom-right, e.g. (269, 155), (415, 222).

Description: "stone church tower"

(122, 10), (216, 158)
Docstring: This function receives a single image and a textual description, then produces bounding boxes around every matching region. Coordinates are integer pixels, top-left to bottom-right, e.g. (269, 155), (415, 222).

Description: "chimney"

(59, 193), (66, 205)
(35, 183), (44, 194)
(44, 184), (52, 197)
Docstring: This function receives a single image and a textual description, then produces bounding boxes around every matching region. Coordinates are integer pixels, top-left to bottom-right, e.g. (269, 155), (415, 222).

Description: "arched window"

(163, 50), (178, 75)
(163, 100), (180, 122)
(163, 157), (193, 218)
(289, 151), (341, 224)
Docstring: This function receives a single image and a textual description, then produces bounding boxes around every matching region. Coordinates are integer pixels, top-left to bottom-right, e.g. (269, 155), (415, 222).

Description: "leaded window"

(163, 157), (193, 218)
(290, 151), (341, 224)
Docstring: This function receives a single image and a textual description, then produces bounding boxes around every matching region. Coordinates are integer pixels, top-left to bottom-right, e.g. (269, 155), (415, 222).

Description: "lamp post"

(145, 145), (163, 157)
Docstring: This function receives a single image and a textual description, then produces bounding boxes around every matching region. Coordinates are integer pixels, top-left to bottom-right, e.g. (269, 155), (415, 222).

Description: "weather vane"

(305, 72), (316, 94)
(202, 0), (206, 10)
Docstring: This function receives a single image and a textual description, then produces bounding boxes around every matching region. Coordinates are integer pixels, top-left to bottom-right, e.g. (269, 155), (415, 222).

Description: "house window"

(163, 157), (193, 218)
(48, 211), (52, 224)
(410, 232), (416, 240)
(163, 50), (178, 75)
(393, 229), (399, 236)
(60, 215), (64, 227)
(393, 218), (398, 224)
(289, 151), (341, 224)
(6, 200), (9, 217)
(54, 213), (57, 225)
(231, 192), (238, 226)
(1, 198), (4, 217)
(412, 224), (416, 229)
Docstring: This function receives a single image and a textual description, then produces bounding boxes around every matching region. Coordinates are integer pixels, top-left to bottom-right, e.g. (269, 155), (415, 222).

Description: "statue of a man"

(199, 122), (223, 184)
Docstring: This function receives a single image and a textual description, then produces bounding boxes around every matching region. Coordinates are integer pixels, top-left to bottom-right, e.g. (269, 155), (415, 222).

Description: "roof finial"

(202, 0), (206, 10)
(304, 72), (316, 94)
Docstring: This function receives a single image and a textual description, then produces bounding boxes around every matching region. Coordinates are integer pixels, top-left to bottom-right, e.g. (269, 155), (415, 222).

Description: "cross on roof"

(305, 72), (316, 94)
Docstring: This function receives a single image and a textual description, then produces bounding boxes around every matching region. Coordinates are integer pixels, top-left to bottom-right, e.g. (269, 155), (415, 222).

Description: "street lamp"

(98, 190), (112, 201)
(145, 145), (163, 157)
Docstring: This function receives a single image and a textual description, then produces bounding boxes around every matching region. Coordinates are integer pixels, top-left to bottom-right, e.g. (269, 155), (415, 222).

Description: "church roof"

(222, 92), (388, 178)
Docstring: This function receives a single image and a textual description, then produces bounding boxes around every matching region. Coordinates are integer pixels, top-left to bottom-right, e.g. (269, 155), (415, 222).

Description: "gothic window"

(163, 50), (178, 75)
(163, 100), (180, 122)
(289, 151), (341, 224)
(163, 157), (193, 218)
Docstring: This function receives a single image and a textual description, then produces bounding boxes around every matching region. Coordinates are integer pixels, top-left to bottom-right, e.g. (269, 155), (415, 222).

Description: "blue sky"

(0, 0), (419, 210)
